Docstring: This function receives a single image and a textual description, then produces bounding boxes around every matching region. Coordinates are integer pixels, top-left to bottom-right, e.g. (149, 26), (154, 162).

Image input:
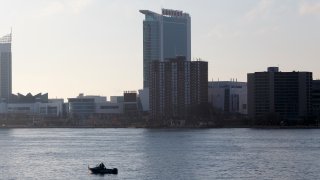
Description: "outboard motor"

(112, 168), (118, 174)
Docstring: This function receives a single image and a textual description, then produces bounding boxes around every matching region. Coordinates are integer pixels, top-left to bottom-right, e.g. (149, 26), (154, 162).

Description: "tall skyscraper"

(149, 56), (208, 125)
(0, 33), (12, 102)
(140, 8), (191, 88)
(248, 67), (312, 125)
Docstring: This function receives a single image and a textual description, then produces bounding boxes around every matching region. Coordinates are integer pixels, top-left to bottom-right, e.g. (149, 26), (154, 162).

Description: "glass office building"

(140, 9), (191, 88)
(0, 33), (12, 102)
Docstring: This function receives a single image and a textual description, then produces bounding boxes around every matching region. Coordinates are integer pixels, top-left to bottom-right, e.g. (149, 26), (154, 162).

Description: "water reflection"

(0, 128), (320, 179)
(141, 129), (200, 179)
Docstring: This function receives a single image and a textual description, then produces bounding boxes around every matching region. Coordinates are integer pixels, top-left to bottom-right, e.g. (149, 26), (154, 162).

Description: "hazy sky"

(0, 0), (319, 100)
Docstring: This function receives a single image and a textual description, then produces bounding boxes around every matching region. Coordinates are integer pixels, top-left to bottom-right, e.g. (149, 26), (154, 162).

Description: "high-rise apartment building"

(140, 9), (191, 88)
(248, 67), (312, 124)
(0, 33), (12, 102)
(312, 80), (320, 121)
(149, 56), (207, 125)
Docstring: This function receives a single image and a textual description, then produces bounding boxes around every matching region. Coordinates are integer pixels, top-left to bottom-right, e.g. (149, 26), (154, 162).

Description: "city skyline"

(0, 0), (319, 99)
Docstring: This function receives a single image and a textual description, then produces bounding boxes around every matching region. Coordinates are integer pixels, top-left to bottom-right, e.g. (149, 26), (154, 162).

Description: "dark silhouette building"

(248, 67), (312, 125)
(149, 56), (208, 125)
(123, 91), (139, 118)
(312, 80), (320, 123)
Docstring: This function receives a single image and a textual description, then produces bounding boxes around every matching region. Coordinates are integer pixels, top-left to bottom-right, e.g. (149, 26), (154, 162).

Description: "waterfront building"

(0, 93), (63, 117)
(0, 33), (12, 102)
(123, 91), (139, 119)
(77, 94), (107, 102)
(140, 8), (191, 88)
(208, 81), (247, 114)
(138, 88), (149, 112)
(110, 96), (124, 103)
(149, 56), (208, 125)
(95, 101), (123, 116)
(67, 94), (122, 119)
(10, 93), (49, 103)
(312, 80), (320, 121)
(247, 67), (312, 124)
(68, 97), (95, 119)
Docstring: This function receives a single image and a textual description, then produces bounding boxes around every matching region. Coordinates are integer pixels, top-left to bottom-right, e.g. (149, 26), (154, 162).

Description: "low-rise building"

(138, 88), (149, 112)
(123, 91), (139, 117)
(248, 67), (312, 125)
(67, 94), (123, 119)
(95, 102), (123, 115)
(0, 93), (63, 117)
(110, 96), (124, 103)
(208, 81), (247, 114)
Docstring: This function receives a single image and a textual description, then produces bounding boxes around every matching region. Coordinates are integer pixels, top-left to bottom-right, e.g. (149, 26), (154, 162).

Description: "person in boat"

(98, 162), (106, 169)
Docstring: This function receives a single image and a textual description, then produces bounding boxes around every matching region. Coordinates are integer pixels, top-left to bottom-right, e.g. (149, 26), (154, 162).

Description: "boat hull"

(88, 167), (118, 174)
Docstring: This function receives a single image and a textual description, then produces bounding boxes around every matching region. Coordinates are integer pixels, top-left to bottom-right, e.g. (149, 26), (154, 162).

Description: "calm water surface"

(0, 128), (320, 180)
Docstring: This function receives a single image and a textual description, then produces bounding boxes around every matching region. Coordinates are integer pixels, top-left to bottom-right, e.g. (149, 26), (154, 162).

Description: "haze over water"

(1, 128), (320, 179)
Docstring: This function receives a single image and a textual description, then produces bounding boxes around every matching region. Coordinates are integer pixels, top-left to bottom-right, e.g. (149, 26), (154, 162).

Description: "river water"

(0, 128), (320, 180)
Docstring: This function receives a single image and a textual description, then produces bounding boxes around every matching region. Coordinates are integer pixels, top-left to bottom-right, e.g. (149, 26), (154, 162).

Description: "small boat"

(88, 163), (118, 175)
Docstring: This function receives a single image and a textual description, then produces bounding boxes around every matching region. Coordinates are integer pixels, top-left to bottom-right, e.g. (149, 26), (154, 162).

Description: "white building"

(208, 81), (247, 114)
(0, 100), (64, 117)
(95, 102), (123, 114)
(68, 94), (123, 119)
(110, 96), (124, 103)
(78, 93), (107, 102)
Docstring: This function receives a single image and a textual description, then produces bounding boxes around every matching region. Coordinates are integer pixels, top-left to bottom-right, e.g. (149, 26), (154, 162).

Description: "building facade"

(0, 33), (12, 102)
(0, 93), (63, 117)
(149, 56), (208, 125)
(68, 94), (123, 119)
(123, 91), (140, 120)
(312, 80), (320, 122)
(68, 97), (95, 119)
(208, 81), (247, 114)
(248, 67), (312, 124)
(140, 8), (191, 88)
(110, 96), (124, 103)
(138, 88), (149, 112)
